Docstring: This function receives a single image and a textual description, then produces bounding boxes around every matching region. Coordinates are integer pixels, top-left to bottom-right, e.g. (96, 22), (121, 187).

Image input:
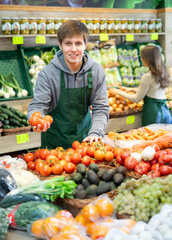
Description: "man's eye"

(65, 42), (71, 45)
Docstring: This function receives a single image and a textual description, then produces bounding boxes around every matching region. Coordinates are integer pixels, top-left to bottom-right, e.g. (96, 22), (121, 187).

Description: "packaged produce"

(148, 19), (156, 33)
(107, 18), (114, 34)
(46, 18), (55, 34)
(93, 18), (99, 34)
(114, 18), (121, 33)
(100, 39), (118, 68)
(29, 17), (37, 34)
(0, 208), (9, 240)
(20, 17), (29, 35)
(54, 18), (62, 34)
(104, 67), (121, 88)
(134, 19), (141, 33)
(86, 18), (93, 34)
(2, 17), (11, 35)
(37, 17), (46, 34)
(11, 17), (20, 35)
(141, 19), (148, 33)
(100, 18), (107, 33)
(0, 155), (27, 171)
(121, 18), (127, 33)
(127, 18), (134, 33)
(0, 169), (17, 201)
(5, 200), (61, 230)
(155, 18), (162, 33)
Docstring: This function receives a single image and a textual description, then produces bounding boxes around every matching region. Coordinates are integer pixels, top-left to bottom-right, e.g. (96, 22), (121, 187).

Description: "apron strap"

(87, 68), (92, 89)
(60, 71), (65, 89)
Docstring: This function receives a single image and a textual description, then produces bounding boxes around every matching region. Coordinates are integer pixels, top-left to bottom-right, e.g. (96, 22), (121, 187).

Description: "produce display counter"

(0, 131), (41, 155)
(6, 229), (36, 240)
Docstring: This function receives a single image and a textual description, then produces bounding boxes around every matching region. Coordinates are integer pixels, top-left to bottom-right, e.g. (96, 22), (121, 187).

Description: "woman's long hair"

(141, 46), (170, 88)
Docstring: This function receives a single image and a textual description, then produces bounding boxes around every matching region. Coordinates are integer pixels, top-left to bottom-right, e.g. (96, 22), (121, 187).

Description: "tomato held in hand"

(43, 115), (53, 124)
(124, 156), (137, 170)
(29, 116), (41, 126)
(32, 112), (42, 118)
(24, 152), (35, 163)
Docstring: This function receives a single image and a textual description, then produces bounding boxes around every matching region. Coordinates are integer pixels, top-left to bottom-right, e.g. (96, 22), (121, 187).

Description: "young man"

(27, 20), (109, 149)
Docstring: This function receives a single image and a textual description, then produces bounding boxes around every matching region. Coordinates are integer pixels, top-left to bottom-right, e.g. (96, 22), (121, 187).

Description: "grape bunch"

(113, 175), (172, 222)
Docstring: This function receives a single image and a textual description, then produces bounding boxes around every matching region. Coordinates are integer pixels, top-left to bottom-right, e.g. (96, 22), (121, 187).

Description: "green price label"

(151, 33), (158, 40)
(12, 36), (24, 45)
(16, 133), (29, 144)
(126, 34), (134, 42)
(126, 116), (135, 124)
(99, 33), (109, 41)
(36, 36), (46, 44)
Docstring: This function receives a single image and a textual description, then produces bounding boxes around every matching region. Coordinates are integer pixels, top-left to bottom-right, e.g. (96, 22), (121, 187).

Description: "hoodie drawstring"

(83, 71), (87, 112)
(67, 74), (70, 116)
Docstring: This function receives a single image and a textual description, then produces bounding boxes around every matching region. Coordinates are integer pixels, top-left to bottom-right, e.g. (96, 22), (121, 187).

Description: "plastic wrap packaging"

(105, 228), (132, 240)
(0, 168), (17, 201)
(0, 155), (27, 171)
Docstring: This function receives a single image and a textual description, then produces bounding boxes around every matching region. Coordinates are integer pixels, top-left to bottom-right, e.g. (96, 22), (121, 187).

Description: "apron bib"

(41, 70), (92, 149)
(142, 96), (169, 126)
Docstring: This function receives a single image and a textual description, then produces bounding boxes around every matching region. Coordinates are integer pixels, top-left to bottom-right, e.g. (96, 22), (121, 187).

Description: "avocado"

(110, 181), (116, 191)
(76, 163), (86, 175)
(102, 169), (116, 182)
(86, 194), (97, 199)
(82, 179), (90, 189)
(76, 184), (85, 190)
(72, 172), (82, 184)
(87, 170), (99, 185)
(64, 175), (72, 181)
(116, 166), (127, 176)
(86, 184), (98, 195)
(96, 183), (111, 195)
(75, 189), (87, 199)
(97, 168), (106, 178)
(98, 180), (107, 187)
(89, 163), (99, 173)
(113, 173), (124, 185)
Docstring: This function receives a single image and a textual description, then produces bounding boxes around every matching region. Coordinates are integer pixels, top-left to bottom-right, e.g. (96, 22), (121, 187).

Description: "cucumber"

(12, 114), (20, 121)
(8, 107), (23, 118)
(0, 104), (8, 108)
(3, 125), (11, 129)
(4, 120), (9, 125)
(0, 113), (8, 120)
(1, 108), (13, 117)
(0, 116), (4, 122)
(20, 118), (27, 124)
(9, 118), (22, 127)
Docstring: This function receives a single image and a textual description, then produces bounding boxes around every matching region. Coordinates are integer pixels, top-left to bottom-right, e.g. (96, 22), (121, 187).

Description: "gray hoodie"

(28, 50), (109, 137)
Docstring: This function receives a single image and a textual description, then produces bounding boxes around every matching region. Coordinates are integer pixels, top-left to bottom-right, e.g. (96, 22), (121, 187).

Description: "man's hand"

(33, 121), (50, 133)
(82, 135), (104, 144)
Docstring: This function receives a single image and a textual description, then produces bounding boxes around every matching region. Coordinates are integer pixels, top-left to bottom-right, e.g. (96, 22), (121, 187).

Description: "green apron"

(41, 70), (92, 149)
(142, 96), (169, 126)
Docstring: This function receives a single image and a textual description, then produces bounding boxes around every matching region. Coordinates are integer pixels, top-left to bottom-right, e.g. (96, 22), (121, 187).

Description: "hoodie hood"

(51, 50), (94, 75)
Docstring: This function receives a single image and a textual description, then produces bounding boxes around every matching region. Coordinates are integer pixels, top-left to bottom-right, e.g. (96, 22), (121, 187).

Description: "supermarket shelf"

(0, 32), (166, 38)
(0, 131), (41, 155)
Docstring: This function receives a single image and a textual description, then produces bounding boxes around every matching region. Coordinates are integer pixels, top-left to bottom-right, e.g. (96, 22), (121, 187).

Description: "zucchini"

(1, 108), (13, 117)
(3, 125), (11, 129)
(0, 104), (8, 108)
(9, 107), (23, 118)
(0, 113), (8, 120)
(0, 116), (4, 122)
(9, 118), (22, 127)
(12, 114), (20, 121)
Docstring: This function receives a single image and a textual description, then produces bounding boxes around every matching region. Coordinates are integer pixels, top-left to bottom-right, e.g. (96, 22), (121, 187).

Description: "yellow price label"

(16, 133), (29, 144)
(36, 36), (46, 44)
(126, 34), (134, 42)
(151, 33), (158, 40)
(126, 116), (135, 124)
(99, 33), (109, 41)
(12, 36), (24, 45)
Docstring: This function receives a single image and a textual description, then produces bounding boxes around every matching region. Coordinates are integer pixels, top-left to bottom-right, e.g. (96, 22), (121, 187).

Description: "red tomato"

(80, 142), (89, 148)
(46, 155), (59, 167)
(62, 154), (72, 162)
(76, 147), (87, 157)
(154, 150), (166, 160)
(124, 156), (138, 170)
(165, 149), (172, 154)
(40, 118), (49, 130)
(72, 141), (81, 150)
(147, 170), (161, 178)
(51, 163), (63, 175)
(40, 149), (50, 160)
(151, 163), (160, 171)
(141, 160), (151, 172)
(43, 115), (53, 124)
(121, 150), (131, 161)
(63, 162), (75, 173)
(81, 155), (91, 167)
(113, 148), (123, 158)
(57, 151), (64, 160)
(161, 154), (172, 164)
(150, 159), (158, 166)
(71, 153), (82, 164)
(159, 165), (172, 176)
(104, 144), (113, 152)
(66, 148), (75, 156)
(29, 116), (41, 126)
(40, 164), (51, 176)
(94, 150), (105, 161)
(24, 152), (35, 163)
(35, 149), (42, 159)
(35, 159), (45, 172)
(27, 161), (36, 171)
(32, 112), (42, 118)
(135, 163), (148, 175)
(104, 151), (114, 162)
(86, 146), (95, 157)
(116, 155), (124, 165)
(59, 160), (66, 167)
(49, 149), (59, 158)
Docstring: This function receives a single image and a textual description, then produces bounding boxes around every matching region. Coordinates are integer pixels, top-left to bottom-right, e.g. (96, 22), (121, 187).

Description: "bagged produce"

(0, 169), (17, 201)
(0, 155), (27, 171)
(0, 208), (9, 240)
(5, 200), (61, 230)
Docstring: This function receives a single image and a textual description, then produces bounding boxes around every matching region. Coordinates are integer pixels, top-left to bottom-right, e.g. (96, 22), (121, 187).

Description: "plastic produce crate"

(0, 49), (33, 101)
(20, 45), (59, 89)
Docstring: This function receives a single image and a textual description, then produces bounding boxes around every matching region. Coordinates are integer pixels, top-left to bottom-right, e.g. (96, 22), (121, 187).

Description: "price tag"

(36, 36), (46, 44)
(126, 34), (134, 42)
(99, 33), (109, 41)
(126, 116), (135, 124)
(12, 36), (24, 45)
(151, 33), (158, 40)
(16, 133), (29, 144)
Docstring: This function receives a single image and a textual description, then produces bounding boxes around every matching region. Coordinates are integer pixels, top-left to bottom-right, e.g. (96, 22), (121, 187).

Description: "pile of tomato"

(24, 141), (114, 177)
(114, 145), (172, 178)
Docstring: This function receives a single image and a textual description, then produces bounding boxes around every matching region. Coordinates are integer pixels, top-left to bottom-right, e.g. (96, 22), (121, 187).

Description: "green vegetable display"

(0, 208), (9, 240)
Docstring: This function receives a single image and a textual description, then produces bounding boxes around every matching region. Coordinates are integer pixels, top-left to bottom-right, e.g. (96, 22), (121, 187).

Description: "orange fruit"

(75, 215), (86, 226)
(31, 219), (44, 237)
(82, 204), (100, 222)
(51, 236), (64, 240)
(95, 198), (114, 217)
(55, 210), (73, 219)
(85, 222), (96, 235)
(60, 224), (79, 238)
(42, 217), (60, 238)
(91, 225), (109, 240)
